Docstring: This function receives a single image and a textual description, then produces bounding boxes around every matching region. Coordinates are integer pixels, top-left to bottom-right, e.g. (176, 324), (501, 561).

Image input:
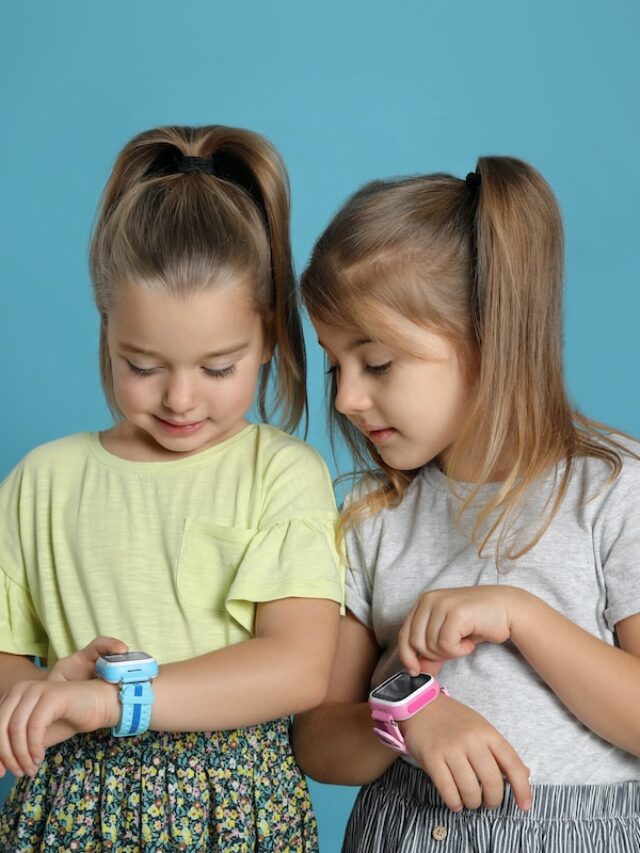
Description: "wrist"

(506, 587), (538, 647)
(92, 679), (121, 729)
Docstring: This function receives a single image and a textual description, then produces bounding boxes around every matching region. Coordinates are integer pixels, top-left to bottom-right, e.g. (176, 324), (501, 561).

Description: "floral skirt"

(0, 718), (318, 852)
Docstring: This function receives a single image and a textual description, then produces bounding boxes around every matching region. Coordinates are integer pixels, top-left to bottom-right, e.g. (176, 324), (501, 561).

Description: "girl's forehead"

(108, 283), (263, 351)
(311, 312), (455, 361)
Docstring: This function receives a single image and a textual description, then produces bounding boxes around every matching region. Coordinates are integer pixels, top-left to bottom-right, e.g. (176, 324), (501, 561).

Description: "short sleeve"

(345, 510), (373, 630)
(598, 449), (640, 629)
(0, 462), (48, 657)
(0, 572), (48, 657)
(226, 517), (344, 633)
(224, 437), (345, 633)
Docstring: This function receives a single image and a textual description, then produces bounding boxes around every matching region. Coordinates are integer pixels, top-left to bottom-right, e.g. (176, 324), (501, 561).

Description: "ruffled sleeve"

(0, 569), (48, 658)
(225, 516), (344, 633)
(0, 459), (48, 656)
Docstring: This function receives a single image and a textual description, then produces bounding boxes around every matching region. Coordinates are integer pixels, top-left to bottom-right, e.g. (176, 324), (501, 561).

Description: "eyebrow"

(317, 337), (372, 352)
(120, 343), (250, 359)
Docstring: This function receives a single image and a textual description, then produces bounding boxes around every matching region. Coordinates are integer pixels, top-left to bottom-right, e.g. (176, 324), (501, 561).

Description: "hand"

(398, 586), (521, 674)
(48, 636), (129, 682)
(0, 678), (120, 778)
(401, 693), (531, 811)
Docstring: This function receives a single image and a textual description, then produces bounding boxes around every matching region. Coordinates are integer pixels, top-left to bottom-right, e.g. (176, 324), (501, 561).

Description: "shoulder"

(255, 424), (333, 481)
(2, 433), (91, 483)
(569, 433), (640, 524)
(252, 425), (337, 525)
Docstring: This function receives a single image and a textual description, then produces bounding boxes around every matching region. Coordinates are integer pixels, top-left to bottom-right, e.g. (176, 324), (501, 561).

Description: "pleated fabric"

(0, 719), (317, 852)
(343, 760), (640, 853)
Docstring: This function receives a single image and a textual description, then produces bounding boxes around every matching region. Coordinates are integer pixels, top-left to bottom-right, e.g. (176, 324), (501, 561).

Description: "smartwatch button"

(432, 824), (448, 841)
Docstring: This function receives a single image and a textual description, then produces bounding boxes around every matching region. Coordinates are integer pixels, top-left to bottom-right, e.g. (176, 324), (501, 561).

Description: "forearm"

(144, 633), (333, 733)
(0, 653), (46, 695)
(293, 701), (396, 785)
(510, 589), (640, 754)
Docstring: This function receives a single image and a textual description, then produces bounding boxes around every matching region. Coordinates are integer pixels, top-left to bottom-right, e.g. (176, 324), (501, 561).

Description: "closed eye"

(365, 361), (392, 375)
(126, 360), (159, 377)
(202, 365), (236, 379)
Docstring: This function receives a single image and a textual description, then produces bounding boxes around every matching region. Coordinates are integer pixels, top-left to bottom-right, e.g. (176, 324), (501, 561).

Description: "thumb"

(83, 636), (129, 662)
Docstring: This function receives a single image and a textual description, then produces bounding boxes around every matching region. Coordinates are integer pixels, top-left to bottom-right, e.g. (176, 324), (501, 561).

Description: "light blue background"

(1, 1), (639, 849)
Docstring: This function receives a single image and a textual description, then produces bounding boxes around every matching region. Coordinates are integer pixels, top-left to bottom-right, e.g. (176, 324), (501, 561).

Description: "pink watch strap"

(370, 684), (448, 754)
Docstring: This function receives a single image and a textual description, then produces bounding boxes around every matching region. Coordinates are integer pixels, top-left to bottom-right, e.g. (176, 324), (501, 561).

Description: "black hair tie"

(176, 155), (217, 175)
(465, 171), (481, 191)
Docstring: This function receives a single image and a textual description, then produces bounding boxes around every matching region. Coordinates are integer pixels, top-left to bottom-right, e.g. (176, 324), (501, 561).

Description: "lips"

(154, 416), (205, 436)
(362, 425), (397, 444)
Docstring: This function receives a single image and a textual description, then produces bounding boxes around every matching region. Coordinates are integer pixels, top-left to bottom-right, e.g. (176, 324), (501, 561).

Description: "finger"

(0, 689), (27, 777)
(7, 685), (48, 776)
(0, 688), (39, 777)
(398, 604), (423, 675)
(445, 754), (483, 810)
(415, 656), (445, 677)
(83, 636), (129, 662)
(422, 758), (464, 812)
(27, 693), (62, 767)
(467, 746), (505, 809)
(492, 740), (532, 811)
(438, 614), (477, 658)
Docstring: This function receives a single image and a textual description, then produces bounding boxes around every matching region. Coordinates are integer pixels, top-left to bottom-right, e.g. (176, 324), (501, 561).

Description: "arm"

(0, 653), (46, 694)
(398, 586), (640, 756)
(149, 596), (340, 730)
(293, 610), (397, 786)
(0, 597), (339, 777)
(293, 611), (532, 811)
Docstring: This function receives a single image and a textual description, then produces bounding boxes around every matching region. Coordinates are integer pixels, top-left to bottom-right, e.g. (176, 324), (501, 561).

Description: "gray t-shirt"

(345, 440), (640, 784)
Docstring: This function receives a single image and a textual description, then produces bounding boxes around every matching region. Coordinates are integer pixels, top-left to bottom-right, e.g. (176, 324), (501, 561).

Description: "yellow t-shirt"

(0, 425), (343, 666)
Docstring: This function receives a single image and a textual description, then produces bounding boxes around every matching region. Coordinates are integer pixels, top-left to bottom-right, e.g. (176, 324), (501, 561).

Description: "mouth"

(154, 416), (205, 436)
(361, 425), (398, 445)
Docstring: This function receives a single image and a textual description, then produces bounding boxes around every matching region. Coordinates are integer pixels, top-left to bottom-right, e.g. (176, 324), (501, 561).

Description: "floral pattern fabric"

(0, 719), (318, 852)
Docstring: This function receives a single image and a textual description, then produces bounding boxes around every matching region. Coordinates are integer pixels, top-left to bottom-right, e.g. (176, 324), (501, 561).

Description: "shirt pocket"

(176, 519), (254, 612)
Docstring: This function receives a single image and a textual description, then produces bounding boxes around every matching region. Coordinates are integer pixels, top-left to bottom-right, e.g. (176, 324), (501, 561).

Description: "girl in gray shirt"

(294, 157), (640, 852)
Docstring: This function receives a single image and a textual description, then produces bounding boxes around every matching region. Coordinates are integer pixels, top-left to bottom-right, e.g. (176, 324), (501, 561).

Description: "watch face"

(371, 672), (433, 702)
(101, 652), (154, 664)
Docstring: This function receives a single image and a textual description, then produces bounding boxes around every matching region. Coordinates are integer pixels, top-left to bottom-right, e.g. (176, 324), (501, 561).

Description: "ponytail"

(90, 125), (306, 433)
(302, 156), (633, 565)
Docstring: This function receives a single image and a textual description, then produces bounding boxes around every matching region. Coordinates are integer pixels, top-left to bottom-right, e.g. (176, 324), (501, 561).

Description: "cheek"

(112, 373), (151, 410)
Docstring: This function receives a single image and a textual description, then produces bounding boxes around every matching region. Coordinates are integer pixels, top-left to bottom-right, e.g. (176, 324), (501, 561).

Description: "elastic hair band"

(465, 171), (481, 191)
(146, 149), (268, 227)
(176, 155), (217, 175)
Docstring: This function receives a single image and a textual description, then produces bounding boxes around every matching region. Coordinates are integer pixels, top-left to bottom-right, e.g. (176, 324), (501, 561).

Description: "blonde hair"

(302, 157), (634, 563)
(90, 124), (306, 432)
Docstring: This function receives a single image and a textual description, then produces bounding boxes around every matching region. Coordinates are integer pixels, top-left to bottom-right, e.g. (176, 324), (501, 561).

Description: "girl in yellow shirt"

(0, 125), (342, 851)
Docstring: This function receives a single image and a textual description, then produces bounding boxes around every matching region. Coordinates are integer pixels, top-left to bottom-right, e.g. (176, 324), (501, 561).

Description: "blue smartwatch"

(96, 652), (159, 737)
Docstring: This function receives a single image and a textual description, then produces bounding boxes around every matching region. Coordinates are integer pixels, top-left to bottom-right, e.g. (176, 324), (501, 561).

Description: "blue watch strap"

(113, 681), (155, 737)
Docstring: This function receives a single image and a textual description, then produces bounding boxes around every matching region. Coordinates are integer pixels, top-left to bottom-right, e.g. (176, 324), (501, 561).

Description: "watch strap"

(113, 680), (155, 737)
(370, 684), (448, 754)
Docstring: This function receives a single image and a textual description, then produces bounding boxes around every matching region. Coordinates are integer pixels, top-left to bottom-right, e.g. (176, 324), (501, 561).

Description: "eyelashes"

(325, 362), (392, 376)
(365, 361), (391, 376)
(202, 365), (236, 379)
(125, 360), (236, 379)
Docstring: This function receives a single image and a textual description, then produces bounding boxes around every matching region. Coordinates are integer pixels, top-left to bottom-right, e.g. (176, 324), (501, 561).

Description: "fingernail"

(521, 798), (532, 811)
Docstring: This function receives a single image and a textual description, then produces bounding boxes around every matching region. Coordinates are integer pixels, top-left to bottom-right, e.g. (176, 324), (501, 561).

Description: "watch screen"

(102, 652), (152, 663)
(371, 672), (433, 702)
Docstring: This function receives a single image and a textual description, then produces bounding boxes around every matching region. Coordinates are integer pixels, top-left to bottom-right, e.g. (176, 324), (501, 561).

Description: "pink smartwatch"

(368, 671), (447, 754)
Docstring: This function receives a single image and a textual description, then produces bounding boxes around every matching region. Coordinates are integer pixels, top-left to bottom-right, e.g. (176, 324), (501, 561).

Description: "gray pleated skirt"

(342, 760), (640, 853)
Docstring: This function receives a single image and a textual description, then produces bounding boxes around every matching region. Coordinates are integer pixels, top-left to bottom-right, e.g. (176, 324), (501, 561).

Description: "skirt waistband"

(389, 759), (640, 819)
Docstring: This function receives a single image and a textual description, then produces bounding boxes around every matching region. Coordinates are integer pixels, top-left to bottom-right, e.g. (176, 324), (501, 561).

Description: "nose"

(334, 371), (371, 417)
(162, 372), (197, 415)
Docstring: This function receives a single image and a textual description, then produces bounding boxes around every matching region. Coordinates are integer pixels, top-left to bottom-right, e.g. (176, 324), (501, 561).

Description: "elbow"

(291, 669), (331, 715)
